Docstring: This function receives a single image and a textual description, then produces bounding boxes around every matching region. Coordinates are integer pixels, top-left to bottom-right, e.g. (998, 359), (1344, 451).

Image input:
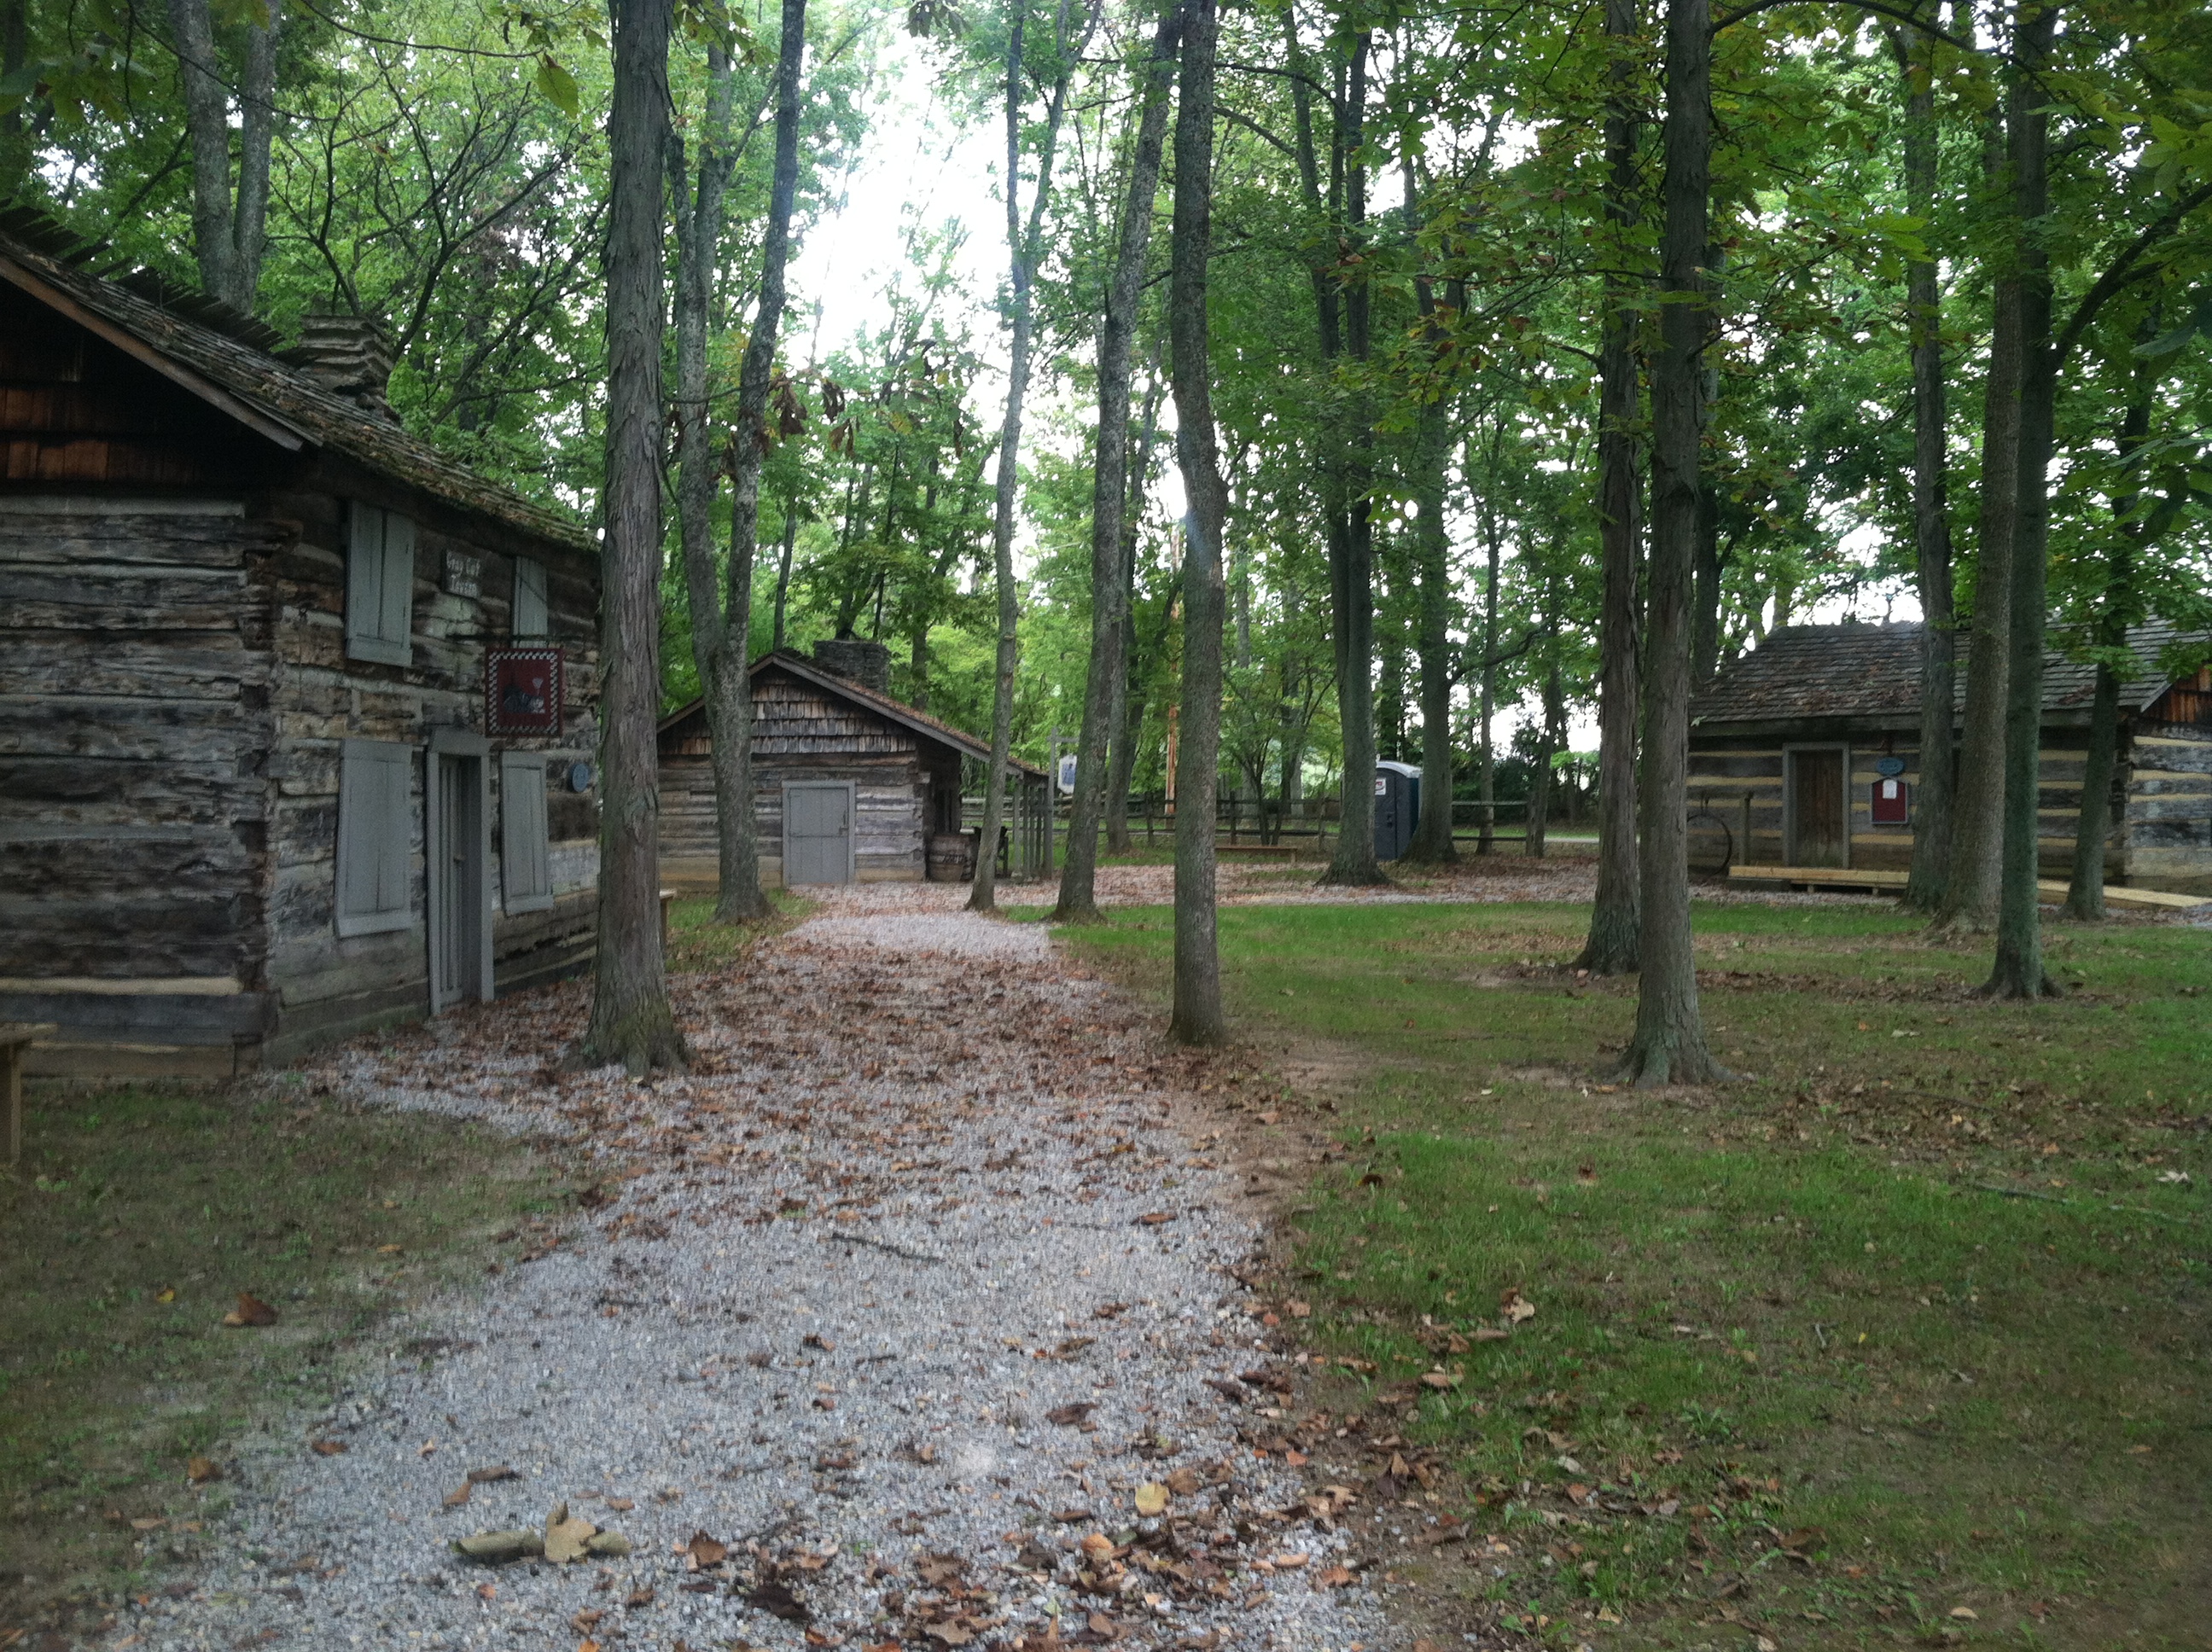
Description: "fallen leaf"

(1136, 1212), (1177, 1225)
(1133, 1482), (1169, 1517)
(1949, 1607), (1978, 1620)
(154, 1287), (176, 1304)
(685, 1531), (728, 1569)
(1419, 1370), (1458, 1390)
(1286, 1299), (1311, 1318)
(309, 1438), (347, 1457)
(468, 1465), (519, 1484)
(544, 1504), (597, 1565)
(129, 1517), (165, 1532)
(1045, 1402), (1097, 1427)
(1500, 1288), (1537, 1324)
(1269, 1551), (1310, 1568)
(1472, 1326), (1510, 1341)
(626, 1586), (655, 1607)
(1314, 1564), (1355, 1588)
(802, 1333), (836, 1352)
(604, 1497), (634, 1512)
(443, 1483), (472, 1509)
(186, 1457), (219, 1484)
(1164, 1467), (1203, 1496)
(222, 1293), (278, 1328)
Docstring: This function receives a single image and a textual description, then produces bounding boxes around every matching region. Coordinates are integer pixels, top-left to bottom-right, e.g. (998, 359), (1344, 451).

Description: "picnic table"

(3, 1021), (56, 1172)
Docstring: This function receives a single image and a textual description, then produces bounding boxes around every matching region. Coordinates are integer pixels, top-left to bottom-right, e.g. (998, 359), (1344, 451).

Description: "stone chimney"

(813, 637), (892, 694)
(290, 313), (399, 422)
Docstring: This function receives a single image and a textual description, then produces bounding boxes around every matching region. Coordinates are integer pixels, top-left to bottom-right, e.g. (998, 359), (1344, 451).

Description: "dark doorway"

(1788, 747), (1847, 868)
(428, 733), (491, 1010)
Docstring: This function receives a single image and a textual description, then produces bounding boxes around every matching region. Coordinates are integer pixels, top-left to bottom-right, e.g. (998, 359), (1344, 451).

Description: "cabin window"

(499, 752), (554, 913)
(512, 556), (549, 639)
(345, 503), (416, 665)
(337, 739), (415, 936)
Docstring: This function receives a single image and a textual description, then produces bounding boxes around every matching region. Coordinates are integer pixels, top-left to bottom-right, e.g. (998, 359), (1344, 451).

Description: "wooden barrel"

(926, 832), (975, 883)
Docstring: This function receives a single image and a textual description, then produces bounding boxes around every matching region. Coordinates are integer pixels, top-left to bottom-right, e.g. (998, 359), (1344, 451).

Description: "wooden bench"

(2, 1022), (57, 1172)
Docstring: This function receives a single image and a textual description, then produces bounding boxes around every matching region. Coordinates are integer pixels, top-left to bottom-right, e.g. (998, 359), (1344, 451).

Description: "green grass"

(1063, 899), (2212, 1649)
(0, 1082), (566, 1621)
(664, 887), (815, 973)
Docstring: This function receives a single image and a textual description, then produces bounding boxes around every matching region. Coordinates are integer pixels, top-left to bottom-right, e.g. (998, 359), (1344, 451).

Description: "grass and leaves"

(0, 1082), (562, 1619)
(1064, 898), (2211, 1649)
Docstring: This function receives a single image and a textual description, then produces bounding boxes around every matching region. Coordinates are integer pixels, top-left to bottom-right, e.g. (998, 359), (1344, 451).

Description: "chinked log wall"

(257, 479), (603, 1062)
(658, 669), (946, 887)
(1685, 726), (2212, 886)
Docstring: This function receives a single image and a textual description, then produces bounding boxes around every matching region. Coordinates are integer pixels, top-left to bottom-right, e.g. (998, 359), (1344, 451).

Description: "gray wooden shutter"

(338, 739), (416, 935)
(379, 512), (416, 662)
(499, 752), (554, 912)
(512, 556), (548, 638)
(345, 504), (414, 665)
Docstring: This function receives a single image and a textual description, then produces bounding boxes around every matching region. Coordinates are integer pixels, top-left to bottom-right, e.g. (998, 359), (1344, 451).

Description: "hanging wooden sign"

(486, 647), (562, 736)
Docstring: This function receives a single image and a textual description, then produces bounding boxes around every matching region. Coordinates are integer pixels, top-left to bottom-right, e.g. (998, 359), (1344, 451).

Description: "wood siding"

(1687, 722), (2212, 889)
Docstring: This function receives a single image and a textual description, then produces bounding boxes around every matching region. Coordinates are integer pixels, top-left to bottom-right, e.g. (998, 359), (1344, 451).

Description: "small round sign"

(1875, 756), (1907, 777)
(568, 759), (594, 792)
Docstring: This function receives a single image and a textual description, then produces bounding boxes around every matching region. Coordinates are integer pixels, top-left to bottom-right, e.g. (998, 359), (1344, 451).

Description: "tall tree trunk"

(1167, 0), (1226, 1045)
(1476, 499), (1500, 854)
(1937, 96), (2019, 934)
(166, 0), (282, 313)
(584, 0), (684, 1075)
(771, 502), (799, 651)
(1616, 0), (1725, 1085)
(971, 0), (1096, 910)
(713, 0), (805, 923)
(1578, 0), (1643, 973)
(1986, 0), (2057, 999)
(1401, 160), (1456, 867)
(1887, 18), (1959, 914)
(1057, 8), (1179, 921)
(1528, 592), (1566, 858)
(2065, 340), (2155, 921)
(1103, 369), (1166, 855)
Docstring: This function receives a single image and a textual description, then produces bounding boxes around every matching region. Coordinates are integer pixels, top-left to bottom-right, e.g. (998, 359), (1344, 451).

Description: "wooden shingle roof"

(0, 211), (591, 553)
(1691, 620), (2195, 726)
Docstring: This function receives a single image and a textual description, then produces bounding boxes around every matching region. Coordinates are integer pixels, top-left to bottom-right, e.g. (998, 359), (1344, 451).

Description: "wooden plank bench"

(2, 1022), (58, 1172)
(1728, 864), (2210, 912)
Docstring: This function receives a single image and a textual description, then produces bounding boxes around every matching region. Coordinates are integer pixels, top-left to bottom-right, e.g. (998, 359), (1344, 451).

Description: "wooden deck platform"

(1727, 864), (2211, 912)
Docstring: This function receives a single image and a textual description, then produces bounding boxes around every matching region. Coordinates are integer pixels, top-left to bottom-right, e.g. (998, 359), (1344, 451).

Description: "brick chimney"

(290, 313), (399, 422)
(813, 637), (892, 694)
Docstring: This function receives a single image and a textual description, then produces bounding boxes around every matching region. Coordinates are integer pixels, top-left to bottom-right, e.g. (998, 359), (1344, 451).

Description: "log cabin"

(658, 640), (1048, 887)
(0, 210), (602, 1077)
(1686, 620), (2212, 893)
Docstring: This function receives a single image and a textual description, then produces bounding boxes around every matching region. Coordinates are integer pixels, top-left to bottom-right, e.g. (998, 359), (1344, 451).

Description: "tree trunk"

(583, 0), (684, 1075)
(716, 0), (806, 923)
(2067, 335), (2156, 922)
(1578, 0), (1643, 974)
(1476, 501), (1500, 854)
(970, 0), (1095, 911)
(1615, 0), (1725, 1085)
(1937, 96), (2019, 934)
(1167, 0), (1227, 1047)
(771, 503), (799, 651)
(1986, 0), (2057, 999)
(1103, 371), (1166, 855)
(1401, 163), (1456, 867)
(1888, 18), (1958, 914)
(1057, 7), (1179, 922)
(1691, 478), (1720, 686)
(1528, 618), (1565, 859)
(167, 0), (282, 313)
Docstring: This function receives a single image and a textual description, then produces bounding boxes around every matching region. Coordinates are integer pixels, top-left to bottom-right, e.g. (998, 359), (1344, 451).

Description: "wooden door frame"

(427, 728), (493, 1010)
(1782, 742), (1852, 869)
(782, 779), (857, 886)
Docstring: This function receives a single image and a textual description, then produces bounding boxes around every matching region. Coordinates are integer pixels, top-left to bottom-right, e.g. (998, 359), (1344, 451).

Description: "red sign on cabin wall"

(1871, 777), (1910, 825)
(486, 648), (562, 736)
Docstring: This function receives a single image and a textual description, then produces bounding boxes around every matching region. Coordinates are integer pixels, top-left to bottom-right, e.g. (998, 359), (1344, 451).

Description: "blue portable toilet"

(1374, 761), (1422, 860)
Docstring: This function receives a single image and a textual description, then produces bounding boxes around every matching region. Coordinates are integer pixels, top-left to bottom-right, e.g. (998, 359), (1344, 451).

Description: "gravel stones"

(130, 887), (1388, 1652)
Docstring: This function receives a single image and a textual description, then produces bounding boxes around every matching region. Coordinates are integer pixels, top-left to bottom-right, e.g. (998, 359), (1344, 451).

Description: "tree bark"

(970, 0), (1097, 911)
(1615, 0), (1726, 1085)
(771, 503), (799, 651)
(1528, 610), (1566, 859)
(1400, 157), (1457, 867)
(583, 0), (685, 1075)
(1167, 0), (1227, 1046)
(1883, 17), (1959, 915)
(1476, 500), (1500, 854)
(167, 0), (282, 313)
(1057, 6), (1179, 922)
(1985, 0), (2058, 999)
(1103, 376), (1166, 854)
(1305, 31), (1385, 887)
(2066, 339), (2155, 922)
(1936, 94), (2019, 934)
(1578, 0), (1643, 974)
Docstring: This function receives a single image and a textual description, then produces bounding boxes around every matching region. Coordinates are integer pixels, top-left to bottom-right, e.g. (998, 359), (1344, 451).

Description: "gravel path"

(127, 891), (1390, 1652)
